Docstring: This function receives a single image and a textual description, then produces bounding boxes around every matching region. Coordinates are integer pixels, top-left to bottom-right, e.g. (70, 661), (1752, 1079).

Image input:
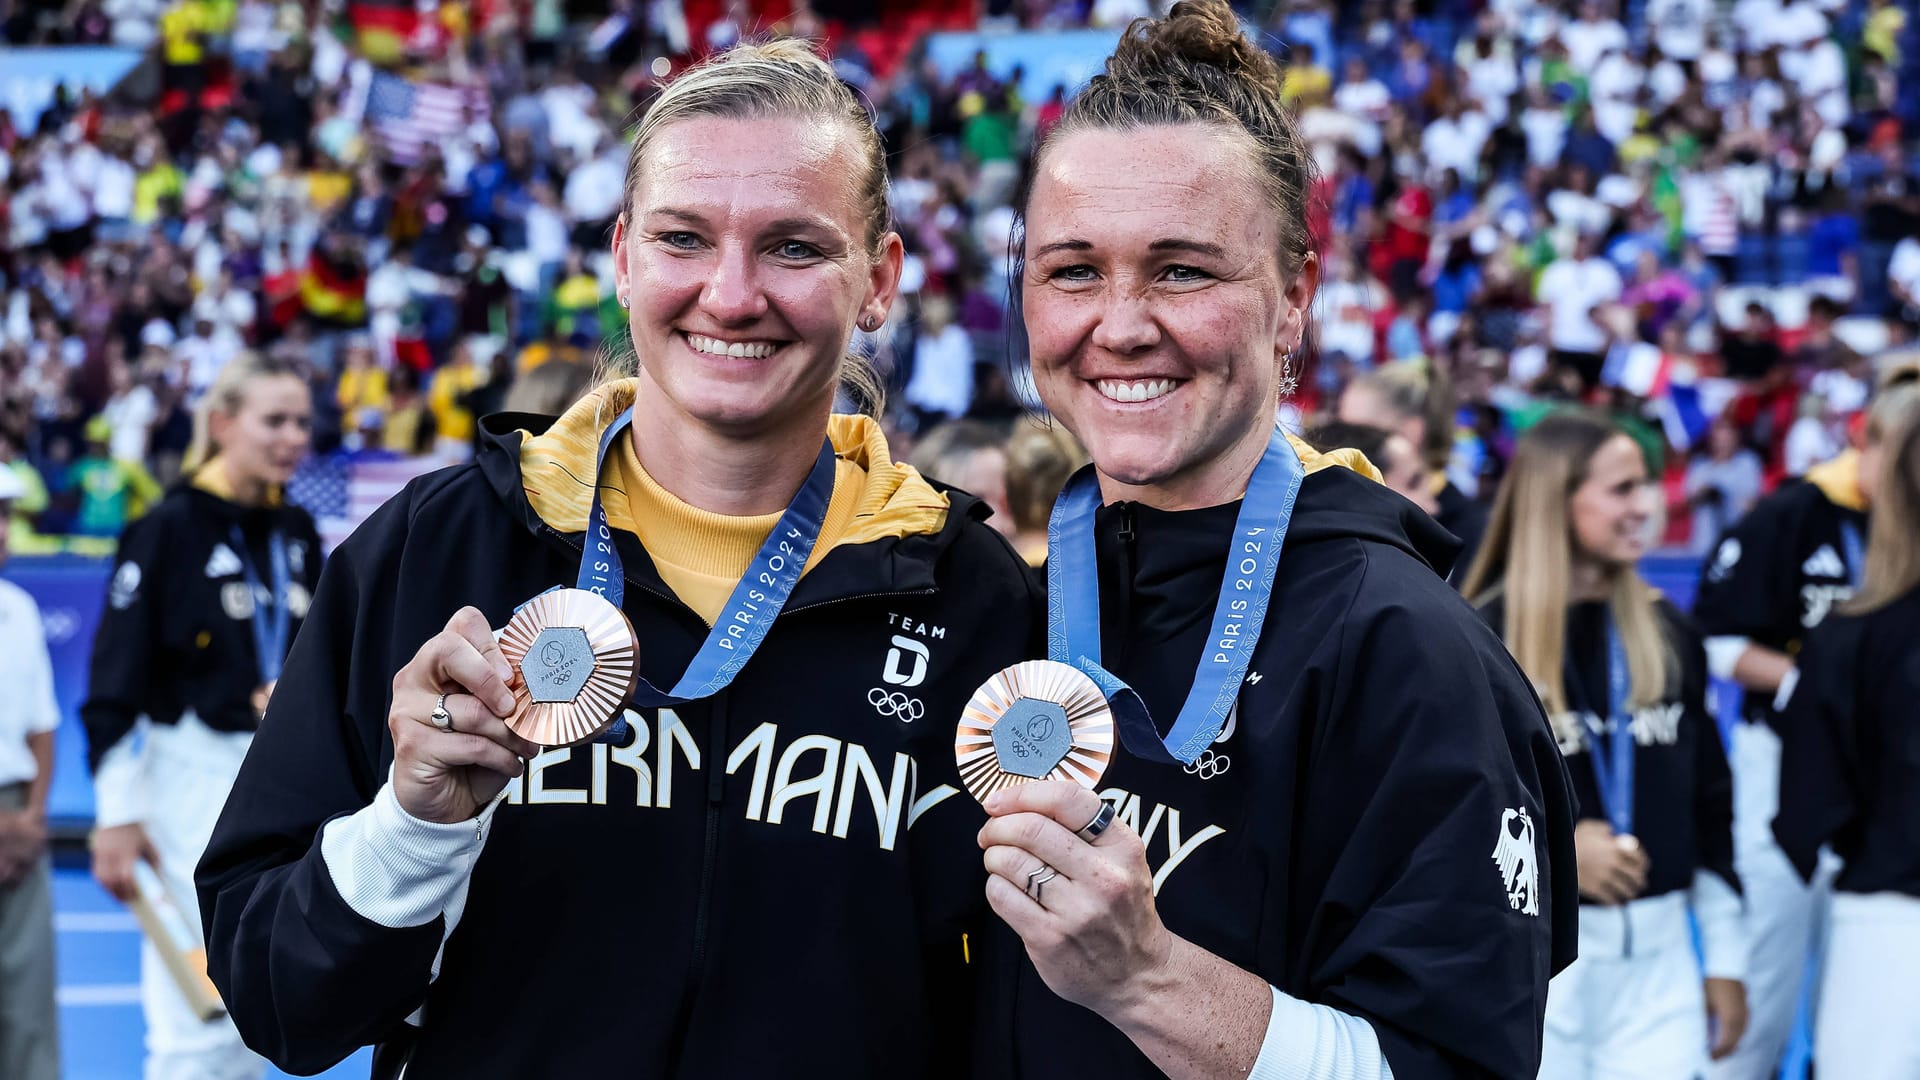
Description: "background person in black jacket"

(1774, 381), (1920, 1080)
(1463, 410), (1746, 1079)
(194, 40), (1041, 1080)
(971, 5), (1577, 1077)
(81, 351), (320, 1080)
(1338, 359), (1489, 587)
(1692, 373), (1904, 1080)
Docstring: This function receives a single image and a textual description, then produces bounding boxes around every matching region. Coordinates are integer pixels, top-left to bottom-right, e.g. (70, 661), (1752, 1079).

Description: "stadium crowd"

(1, 0), (1916, 555)
(2, 2), (1919, 1080)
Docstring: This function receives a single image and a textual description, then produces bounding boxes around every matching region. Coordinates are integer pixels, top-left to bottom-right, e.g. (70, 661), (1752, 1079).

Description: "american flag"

(288, 451), (449, 552)
(363, 71), (488, 166)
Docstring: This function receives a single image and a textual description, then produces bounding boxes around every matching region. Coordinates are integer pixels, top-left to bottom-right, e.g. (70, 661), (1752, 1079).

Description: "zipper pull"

(1116, 502), (1136, 545)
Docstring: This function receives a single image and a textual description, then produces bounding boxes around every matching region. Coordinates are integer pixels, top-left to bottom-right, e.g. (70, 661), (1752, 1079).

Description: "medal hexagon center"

(523, 626), (597, 704)
(992, 697), (1073, 779)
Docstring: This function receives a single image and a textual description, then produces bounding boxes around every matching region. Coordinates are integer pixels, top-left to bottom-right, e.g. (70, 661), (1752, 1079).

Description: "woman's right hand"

(388, 607), (541, 824)
(91, 823), (159, 903)
(1573, 818), (1650, 905)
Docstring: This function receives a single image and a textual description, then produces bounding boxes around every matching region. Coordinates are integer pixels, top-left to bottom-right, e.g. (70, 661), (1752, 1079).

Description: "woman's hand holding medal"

(389, 607), (541, 824)
(979, 780), (1174, 1016)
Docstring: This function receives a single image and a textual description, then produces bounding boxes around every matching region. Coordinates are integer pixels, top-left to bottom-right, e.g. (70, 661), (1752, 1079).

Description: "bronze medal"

(251, 681), (276, 719)
(499, 589), (641, 747)
(955, 660), (1115, 804)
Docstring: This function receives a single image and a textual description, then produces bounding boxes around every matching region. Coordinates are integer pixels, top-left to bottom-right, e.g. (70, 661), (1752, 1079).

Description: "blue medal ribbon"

(1580, 620), (1636, 837)
(572, 407), (837, 709)
(1046, 426), (1303, 766)
(229, 526), (292, 687)
(1839, 519), (1865, 591)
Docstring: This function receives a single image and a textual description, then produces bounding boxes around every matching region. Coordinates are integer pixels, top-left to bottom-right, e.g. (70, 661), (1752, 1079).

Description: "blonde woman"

(1338, 359), (1487, 584)
(1774, 382), (1920, 1080)
(195, 41), (1039, 1078)
(1462, 409), (1747, 1078)
(82, 352), (321, 1080)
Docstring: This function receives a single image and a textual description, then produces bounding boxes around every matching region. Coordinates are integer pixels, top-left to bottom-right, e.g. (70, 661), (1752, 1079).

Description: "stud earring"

(860, 315), (880, 332)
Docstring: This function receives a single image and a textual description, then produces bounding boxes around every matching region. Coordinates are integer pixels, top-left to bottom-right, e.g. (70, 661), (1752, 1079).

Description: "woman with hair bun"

(973, 4), (1576, 1077)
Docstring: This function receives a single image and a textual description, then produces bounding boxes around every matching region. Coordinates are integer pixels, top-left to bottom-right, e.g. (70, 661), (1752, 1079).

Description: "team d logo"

(882, 635), (928, 688)
(1492, 807), (1540, 917)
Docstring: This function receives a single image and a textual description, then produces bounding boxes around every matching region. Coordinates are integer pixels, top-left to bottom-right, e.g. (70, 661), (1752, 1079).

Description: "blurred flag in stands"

(288, 453), (445, 552)
(348, 0), (418, 65)
(365, 71), (488, 167)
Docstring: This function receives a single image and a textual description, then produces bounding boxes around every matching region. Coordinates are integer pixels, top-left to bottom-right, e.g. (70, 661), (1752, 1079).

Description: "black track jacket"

(976, 468), (1578, 1080)
(196, 411), (1041, 1079)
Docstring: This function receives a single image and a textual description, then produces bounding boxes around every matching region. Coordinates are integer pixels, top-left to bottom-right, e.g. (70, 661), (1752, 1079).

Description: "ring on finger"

(1077, 801), (1117, 843)
(1025, 862), (1059, 905)
(430, 693), (455, 733)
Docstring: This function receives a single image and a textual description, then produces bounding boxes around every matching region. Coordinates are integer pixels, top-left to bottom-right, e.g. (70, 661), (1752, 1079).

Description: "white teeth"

(1095, 379), (1175, 403)
(686, 334), (778, 359)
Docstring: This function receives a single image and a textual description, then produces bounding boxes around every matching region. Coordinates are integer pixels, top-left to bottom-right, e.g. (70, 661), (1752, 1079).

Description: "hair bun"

(1109, 0), (1283, 98)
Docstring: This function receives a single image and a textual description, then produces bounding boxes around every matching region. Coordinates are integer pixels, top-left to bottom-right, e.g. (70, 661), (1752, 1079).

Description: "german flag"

(348, 0), (417, 66)
(301, 248), (368, 327)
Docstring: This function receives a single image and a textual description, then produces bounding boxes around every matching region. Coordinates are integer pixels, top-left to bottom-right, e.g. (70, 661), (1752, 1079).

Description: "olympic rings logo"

(1183, 748), (1231, 780)
(868, 688), (925, 722)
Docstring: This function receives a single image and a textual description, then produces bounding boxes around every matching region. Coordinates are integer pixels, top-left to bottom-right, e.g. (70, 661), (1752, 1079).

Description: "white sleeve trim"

(1690, 868), (1749, 981)
(1246, 986), (1395, 1080)
(319, 781), (501, 930)
(1703, 636), (1751, 682)
(1771, 666), (1801, 713)
(91, 725), (149, 829)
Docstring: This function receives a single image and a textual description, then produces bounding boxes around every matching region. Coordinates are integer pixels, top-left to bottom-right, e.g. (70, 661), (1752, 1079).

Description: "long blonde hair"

(599, 37), (889, 414)
(182, 352), (307, 475)
(1462, 409), (1672, 715)
(1844, 381), (1920, 614)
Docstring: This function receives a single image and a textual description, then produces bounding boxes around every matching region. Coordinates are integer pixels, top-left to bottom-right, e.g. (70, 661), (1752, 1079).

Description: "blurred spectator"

(1685, 415), (1765, 551)
(911, 419), (1014, 539)
(903, 294), (974, 429)
(1002, 420), (1087, 565)
(0, 464), (61, 1080)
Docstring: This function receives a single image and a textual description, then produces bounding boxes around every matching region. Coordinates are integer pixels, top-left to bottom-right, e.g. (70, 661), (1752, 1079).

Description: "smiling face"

(1022, 125), (1316, 509)
(212, 373), (313, 490)
(1569, 434), (1655, 567)
(612, 115), (902, 441)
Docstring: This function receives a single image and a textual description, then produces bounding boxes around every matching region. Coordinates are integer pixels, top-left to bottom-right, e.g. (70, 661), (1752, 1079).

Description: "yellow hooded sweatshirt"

(517, 380), (948, 626)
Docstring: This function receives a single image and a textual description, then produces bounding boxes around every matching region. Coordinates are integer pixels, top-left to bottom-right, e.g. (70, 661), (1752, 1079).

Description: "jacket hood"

(1287, 464), (1464, 576)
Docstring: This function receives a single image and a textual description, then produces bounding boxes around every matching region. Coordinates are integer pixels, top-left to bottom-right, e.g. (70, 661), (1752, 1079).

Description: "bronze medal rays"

(498, 589), (641, 747)
(956, 659), (1116, 804)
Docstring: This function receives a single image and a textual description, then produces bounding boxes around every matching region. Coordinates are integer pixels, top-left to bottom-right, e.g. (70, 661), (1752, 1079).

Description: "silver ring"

(1024, 862), (1058, 904)
(1077, 801), (1116, 843)
(430, 693), (454, 733)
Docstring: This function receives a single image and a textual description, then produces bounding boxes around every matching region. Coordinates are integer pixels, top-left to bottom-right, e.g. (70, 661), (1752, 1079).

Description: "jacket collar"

(475, 410), (977, 612)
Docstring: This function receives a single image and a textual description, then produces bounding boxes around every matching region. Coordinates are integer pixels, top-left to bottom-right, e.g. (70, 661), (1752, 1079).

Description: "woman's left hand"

(979, 780), (1173, 1017)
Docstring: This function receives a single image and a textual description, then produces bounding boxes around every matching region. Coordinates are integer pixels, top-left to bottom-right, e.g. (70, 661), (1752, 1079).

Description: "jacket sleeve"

(1691, 493), (1797, 641)
(81, 513), (167, 826)
(1770, 618), (1862, 884)
(1302, 579), (1577, 1080)
(1675, 611), (1745, 978)
(195, 486), (455, 1075)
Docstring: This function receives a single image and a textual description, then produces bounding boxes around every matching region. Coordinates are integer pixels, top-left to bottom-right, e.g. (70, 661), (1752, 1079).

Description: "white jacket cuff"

(1691, 869), (1749, 981)
(320, 781), (501, 929)
(1771, 666), (1801, 713)
(1247, 986), (1395, 1080)
(91, 731), (148, 829)
(1703, 636), (1751, 682)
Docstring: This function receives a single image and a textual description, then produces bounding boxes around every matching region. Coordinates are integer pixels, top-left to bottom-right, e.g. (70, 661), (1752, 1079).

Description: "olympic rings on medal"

(868, 687), (925, 722)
